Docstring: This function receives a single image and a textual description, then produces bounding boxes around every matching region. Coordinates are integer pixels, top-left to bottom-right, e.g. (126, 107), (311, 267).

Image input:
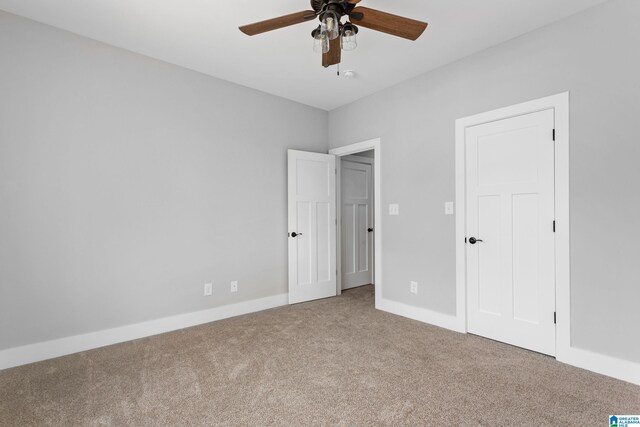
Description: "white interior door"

(288, 150), (337, 304)
(465, 109), (556, 356)
(341, 157), (374, 289)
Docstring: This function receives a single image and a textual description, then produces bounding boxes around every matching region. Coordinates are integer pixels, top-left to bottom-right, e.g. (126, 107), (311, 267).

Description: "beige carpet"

(1, 286), (638, 426)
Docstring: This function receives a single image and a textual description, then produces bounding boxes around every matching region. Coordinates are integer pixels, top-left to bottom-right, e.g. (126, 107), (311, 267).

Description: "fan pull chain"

(337, 63), (340, 77)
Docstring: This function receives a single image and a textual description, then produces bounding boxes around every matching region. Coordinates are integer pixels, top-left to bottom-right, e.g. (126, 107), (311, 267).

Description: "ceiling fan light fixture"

(239, 1), (428, 69)
(341, 22), (358, 51)
(312, 26), (330, 54)
(320, 10), (340, 40)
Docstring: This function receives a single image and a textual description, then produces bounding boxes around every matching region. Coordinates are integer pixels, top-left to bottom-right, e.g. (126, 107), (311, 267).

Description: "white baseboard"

(378, 298), (639, 385)
(4, 293), (637, 386)
(376, 297), (463, 333)
(558, 346), (640, 386)
(0, 293), (288, 371)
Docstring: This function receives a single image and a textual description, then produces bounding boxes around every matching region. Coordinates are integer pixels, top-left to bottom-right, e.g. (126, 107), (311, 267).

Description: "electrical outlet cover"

(231, 281), (238, 293)
(204, 283), (213, 296)
(410, 281), (418, 294)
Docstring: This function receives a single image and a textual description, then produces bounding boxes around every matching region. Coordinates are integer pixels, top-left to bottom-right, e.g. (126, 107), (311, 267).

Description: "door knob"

(368, 228), (374, 233)
(290, 232), (302, 238)
(468, 237), (483, 244)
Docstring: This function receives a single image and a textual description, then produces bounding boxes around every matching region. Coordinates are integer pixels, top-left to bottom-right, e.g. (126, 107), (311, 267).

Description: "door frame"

(455, 92), (570, 360)
(339, 154), (375, 290)
(329, 138), (381, 308)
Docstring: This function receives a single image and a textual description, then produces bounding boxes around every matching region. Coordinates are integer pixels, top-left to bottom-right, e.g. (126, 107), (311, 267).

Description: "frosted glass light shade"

(321, 12), (339, 40)
(313, 31), (330, 54)
(341, 29), (357, 51)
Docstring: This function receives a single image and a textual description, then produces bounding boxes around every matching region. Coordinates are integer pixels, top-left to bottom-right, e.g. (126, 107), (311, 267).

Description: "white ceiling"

(0, 0), (608, 110)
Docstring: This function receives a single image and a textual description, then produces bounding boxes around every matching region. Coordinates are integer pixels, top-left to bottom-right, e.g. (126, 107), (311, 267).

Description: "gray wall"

(0, 11), (327, 350)
(328, 0), (640, 363)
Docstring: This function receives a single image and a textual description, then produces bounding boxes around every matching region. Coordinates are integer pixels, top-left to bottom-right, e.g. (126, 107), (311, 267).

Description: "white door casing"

(287, 150), (337, 304)
(465, 109), (556, 356)
(341, 157), (374, 289)
(330, 138), (382, 307)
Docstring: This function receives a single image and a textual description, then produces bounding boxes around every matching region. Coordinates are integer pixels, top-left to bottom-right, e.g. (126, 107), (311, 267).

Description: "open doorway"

(329, 139), (381, 307)
(339, 151), (374, 291)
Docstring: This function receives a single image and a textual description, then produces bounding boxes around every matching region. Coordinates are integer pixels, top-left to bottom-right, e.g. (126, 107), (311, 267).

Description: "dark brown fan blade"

(347, 0), (362, 3)
(239, 10), (316, 36)
(350, 7), (427, 41)
(322, 37), (341, 68)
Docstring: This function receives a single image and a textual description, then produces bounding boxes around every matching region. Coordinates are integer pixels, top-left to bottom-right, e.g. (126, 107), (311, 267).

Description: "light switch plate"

(389, 204), (400, 216)
(445, 202), (454, 215)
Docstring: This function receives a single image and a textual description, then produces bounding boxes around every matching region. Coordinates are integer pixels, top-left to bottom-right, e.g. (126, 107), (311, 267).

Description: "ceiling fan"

(239, 0), (428, 69)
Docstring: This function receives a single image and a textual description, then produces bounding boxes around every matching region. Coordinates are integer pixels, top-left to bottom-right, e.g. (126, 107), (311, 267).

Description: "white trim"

(330, 139), (380, 157)
(552, 95), (571, 363)
(377, 298), (463, 333)
(559, 347), (640, 386)
(335, 154), (343, 296)
(0, 293), (288, 371)
(330, 138), (381, 308)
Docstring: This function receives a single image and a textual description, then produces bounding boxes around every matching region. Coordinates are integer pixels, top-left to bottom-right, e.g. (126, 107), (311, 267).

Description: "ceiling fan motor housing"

(310, 0), (359, 39)
(311, 0), (356, 17)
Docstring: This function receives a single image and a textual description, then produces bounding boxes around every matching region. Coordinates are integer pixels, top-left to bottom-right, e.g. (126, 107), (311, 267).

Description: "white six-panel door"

(341, 157), (374, 289)
(288, 150), (337, 304)
(465, 109), (556, 356)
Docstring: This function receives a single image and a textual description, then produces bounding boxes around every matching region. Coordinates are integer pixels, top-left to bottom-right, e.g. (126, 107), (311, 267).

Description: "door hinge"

(552, 129), (556, 141)
(553, 220), (556, 233)
(554, 311), (557, 324)
(465, 237), (467, 243)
